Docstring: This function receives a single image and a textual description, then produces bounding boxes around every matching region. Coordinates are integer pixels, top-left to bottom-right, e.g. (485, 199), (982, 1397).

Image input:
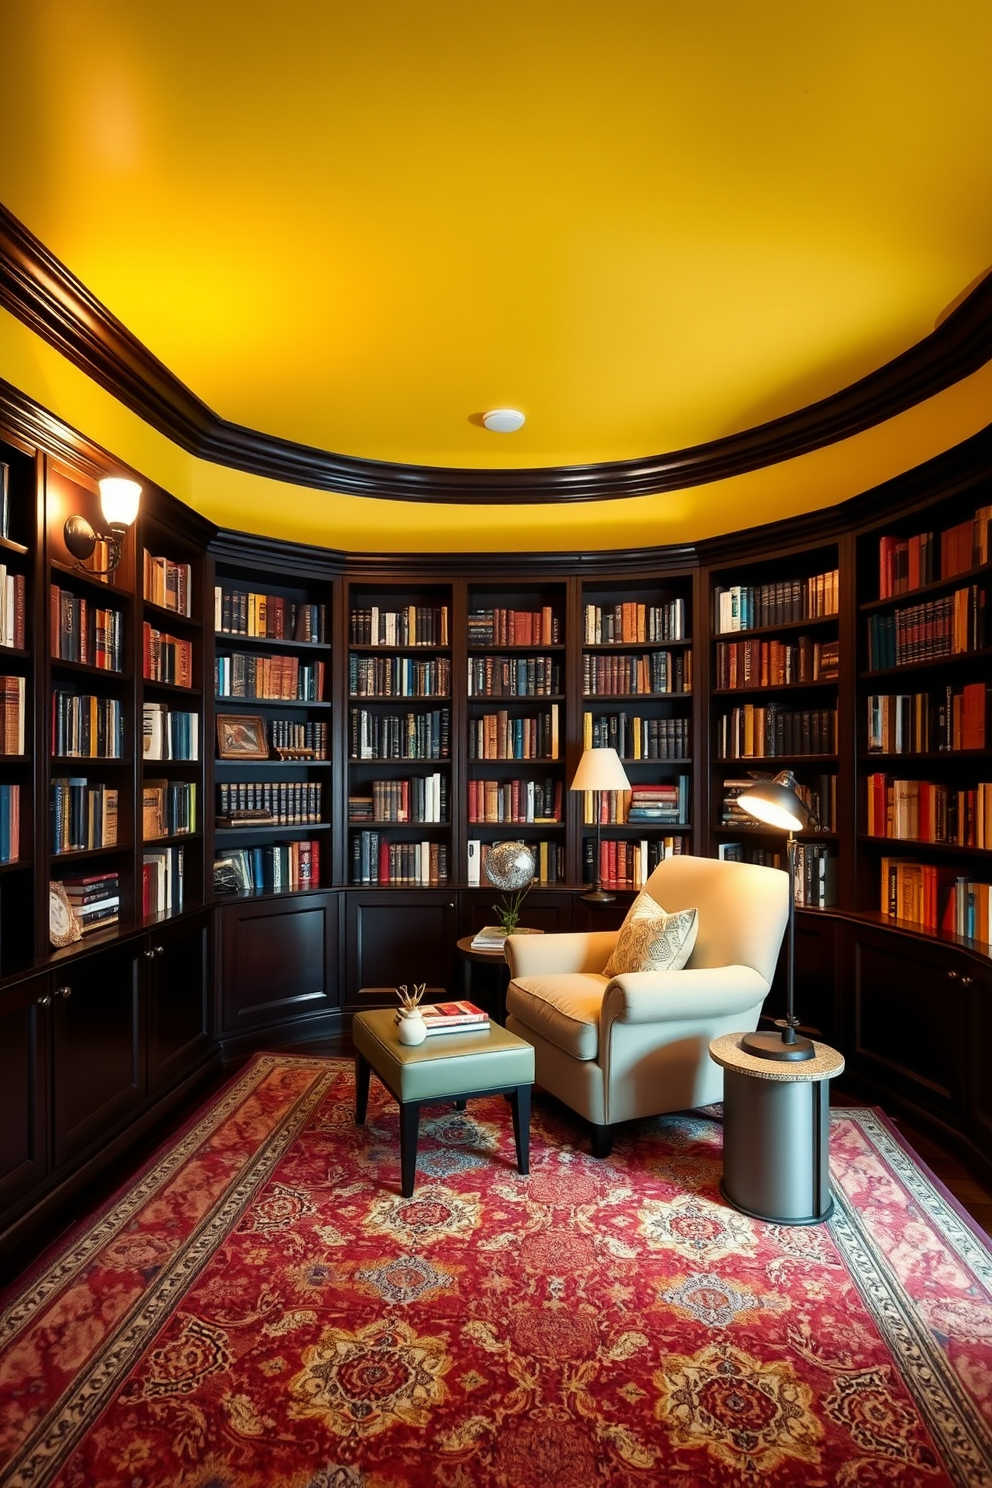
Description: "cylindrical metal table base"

(721, 1066), (833, 1224)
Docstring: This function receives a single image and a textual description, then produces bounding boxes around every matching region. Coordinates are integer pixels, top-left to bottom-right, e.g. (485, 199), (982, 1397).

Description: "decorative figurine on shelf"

(395, 983), (428, 1044)
(485, 840), (537, 933)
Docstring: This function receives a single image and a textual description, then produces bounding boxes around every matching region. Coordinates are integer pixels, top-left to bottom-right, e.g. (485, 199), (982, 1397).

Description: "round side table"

(456, 931), (543, 1025)
(709, 1033), (845, 1225)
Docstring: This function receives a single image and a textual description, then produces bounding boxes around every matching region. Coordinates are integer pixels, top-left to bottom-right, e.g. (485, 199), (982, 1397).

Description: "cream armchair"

(504, 854), (789, 1156)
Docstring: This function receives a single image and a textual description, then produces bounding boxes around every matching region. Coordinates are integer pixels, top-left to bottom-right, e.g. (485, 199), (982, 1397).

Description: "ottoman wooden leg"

(399, 1101), (421, 1197)
(354, 1051), (371, 1125)
(509, 1084), (531, 1175)
(453, 1099), (467, 1111)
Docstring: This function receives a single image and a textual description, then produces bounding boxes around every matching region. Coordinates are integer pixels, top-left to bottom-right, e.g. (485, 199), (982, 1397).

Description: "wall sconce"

(64, 477), (141, 577)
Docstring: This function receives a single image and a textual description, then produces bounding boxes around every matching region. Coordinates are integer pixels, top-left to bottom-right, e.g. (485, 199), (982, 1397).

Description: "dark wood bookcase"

(1, 381), (990, 1263)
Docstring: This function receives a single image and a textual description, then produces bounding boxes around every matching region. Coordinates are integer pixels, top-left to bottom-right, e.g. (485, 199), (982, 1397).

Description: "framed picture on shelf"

(216, 713), (269, 760)
(49, 881), (82, 947)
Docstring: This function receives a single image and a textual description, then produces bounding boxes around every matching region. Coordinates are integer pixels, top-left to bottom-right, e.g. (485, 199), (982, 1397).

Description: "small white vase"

(397, 1010), (427, 1045)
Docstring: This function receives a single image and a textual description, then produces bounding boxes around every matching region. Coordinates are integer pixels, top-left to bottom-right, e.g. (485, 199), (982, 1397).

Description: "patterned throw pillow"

(602, 891), (698, 978)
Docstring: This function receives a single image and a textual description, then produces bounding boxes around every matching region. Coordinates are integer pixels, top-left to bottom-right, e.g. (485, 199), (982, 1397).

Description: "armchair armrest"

(504, 929), (618, 978)
(603, 965), (769, 1024)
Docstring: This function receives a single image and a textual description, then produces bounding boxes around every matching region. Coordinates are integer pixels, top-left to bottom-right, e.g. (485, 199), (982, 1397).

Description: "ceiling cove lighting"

(482, 409), (526, 433)
(64, 477), (142, 577)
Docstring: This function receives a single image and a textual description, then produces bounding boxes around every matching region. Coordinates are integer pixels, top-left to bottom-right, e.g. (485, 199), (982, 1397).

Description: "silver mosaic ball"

(484, 840), (536, 892)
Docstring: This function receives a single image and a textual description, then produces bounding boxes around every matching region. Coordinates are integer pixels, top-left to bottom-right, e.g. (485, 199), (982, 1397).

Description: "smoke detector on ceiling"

(482, 408), (525, 433)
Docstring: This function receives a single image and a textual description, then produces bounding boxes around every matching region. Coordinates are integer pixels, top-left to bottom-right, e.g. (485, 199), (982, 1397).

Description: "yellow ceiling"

(1, 0), (990, 550)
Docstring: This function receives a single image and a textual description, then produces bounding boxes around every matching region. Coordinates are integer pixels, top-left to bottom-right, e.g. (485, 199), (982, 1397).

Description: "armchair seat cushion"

(505, 974), (608, 1061)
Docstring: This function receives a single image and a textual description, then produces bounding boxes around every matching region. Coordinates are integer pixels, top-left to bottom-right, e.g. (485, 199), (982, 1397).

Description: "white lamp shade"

(99, 477), (141, 527)
(569, 747), (631, 792)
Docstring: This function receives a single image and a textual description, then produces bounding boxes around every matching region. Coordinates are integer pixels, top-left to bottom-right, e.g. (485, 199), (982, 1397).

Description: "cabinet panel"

(345, 892), (457, 1005)
(0, 976), (50, 1212)
(969, 982), (992, 1158)
(147, 912), (213, 1092)
(848, 926), (968, 1124)
(219, 893), (337, 1033)
(458, 889), (573, 941)
(52, 943), (144, 1168)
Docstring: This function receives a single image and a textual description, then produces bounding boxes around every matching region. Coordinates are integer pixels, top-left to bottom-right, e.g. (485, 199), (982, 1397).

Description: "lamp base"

(740, 1028), (816, 1062)
(581, 888), (616, 904)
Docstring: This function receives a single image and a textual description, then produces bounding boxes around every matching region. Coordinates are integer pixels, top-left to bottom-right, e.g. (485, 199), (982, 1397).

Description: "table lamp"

(736, 770), (815, 1061)
(570, 747), (631, 903)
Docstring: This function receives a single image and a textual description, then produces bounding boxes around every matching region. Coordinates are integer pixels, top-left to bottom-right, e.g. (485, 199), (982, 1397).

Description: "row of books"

(0, 566), (26, 649)
(467, 705), (560, 762)
(62, 870), (119, 935)
(467, 607), (560, 647)
(51, 588), (124, 671)
(466, 776), (562, 824)
(714, 636), (839, 690)
(866, 775), (991, 848)
(718, 841), (837, 907)
(716, 706), (838, 759)
(52, 690), (122, 759)
(268, 718), (329, 757)
(627, 779), (691, 825)
(215, 587), (328, 643)
(350, 605), (449, 647)
(351, 833), (449, 886)
(583, 836), (683, 889)
(51, 778), (118, 853)
(466, 837), (565, 885)
(583, 711), (690, 761)
(217, 780), (323, 825)
(215, 653), (325, 701)
(143, 779), (196, 839)
(350, 707), (450, 761)
(880, 857), (991, 943)
(143, 623), (194, 687)
(715, 570), (839, 633)
(143, 845), (184, 916)
(583, 599), (686, 644)
(467, 654), (561, 698)
(348, 774), (446, 824)
(143, 702), (199, 760)
(582, 650), (691, 697)
(349, 654), (451, 699)
(145, 551), (192, 616)
(214, 840), (321, 894)
(877, 503), (992, 599)
(0, 674), (25, 755)
(866, 685), (989, 755)
(0, 782), (19, 862)
(866, 585), (986, 670)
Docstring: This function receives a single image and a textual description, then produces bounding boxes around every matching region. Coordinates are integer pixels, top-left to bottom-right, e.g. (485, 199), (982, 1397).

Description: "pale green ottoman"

(353, 1008), (535, 1196)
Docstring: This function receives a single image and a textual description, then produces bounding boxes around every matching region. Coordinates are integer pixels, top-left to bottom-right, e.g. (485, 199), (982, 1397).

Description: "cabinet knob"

(144, 948), (156, 959)
(37, 994), (52, 1007)
(55, 985), (72, 999)
(947, 969), (959, 980)
(960, 975), (973, 987)
(153, 945), (164, 956)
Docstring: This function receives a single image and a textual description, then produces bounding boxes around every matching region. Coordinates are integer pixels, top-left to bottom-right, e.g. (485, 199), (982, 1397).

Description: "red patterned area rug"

(2, 1054), (991, 1488)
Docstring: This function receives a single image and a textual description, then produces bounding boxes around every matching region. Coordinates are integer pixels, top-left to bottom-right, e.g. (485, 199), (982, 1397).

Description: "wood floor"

(3, 1034), (989, 1291)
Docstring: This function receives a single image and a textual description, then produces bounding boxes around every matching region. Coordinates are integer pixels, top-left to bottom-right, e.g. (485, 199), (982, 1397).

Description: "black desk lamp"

(737, 770), (815, 1062)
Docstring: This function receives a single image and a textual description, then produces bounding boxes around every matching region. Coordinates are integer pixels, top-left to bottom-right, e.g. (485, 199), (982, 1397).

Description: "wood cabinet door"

(51, 942), (144, 1169)
(0, 975), (50, 1216)
(147, 911), (213, 1093)
(345, 892), (457, 1009)
(218, 892), (338, 1037)
(845, 923), (969, 1126)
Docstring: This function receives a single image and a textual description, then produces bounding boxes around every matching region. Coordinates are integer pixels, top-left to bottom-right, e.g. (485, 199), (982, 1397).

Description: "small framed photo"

(216, 713), (269, 760)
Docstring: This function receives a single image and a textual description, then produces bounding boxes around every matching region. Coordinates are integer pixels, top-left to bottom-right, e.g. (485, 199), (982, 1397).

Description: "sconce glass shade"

(738, 771), (809, 833)
(569, 747), (631, 794)
(99, 477), (141, 528)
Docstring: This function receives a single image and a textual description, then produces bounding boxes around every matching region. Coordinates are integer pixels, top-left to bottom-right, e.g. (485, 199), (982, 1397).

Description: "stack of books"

(398, 1001), (490, 1036)
(62, 872), (120, 935)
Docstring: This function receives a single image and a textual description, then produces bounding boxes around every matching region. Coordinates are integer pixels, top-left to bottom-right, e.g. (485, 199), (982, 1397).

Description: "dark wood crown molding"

(2, 202), (990, 505)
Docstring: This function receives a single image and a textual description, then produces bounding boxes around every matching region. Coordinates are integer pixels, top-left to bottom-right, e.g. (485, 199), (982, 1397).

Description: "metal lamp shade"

(738, 771), (810, 833)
